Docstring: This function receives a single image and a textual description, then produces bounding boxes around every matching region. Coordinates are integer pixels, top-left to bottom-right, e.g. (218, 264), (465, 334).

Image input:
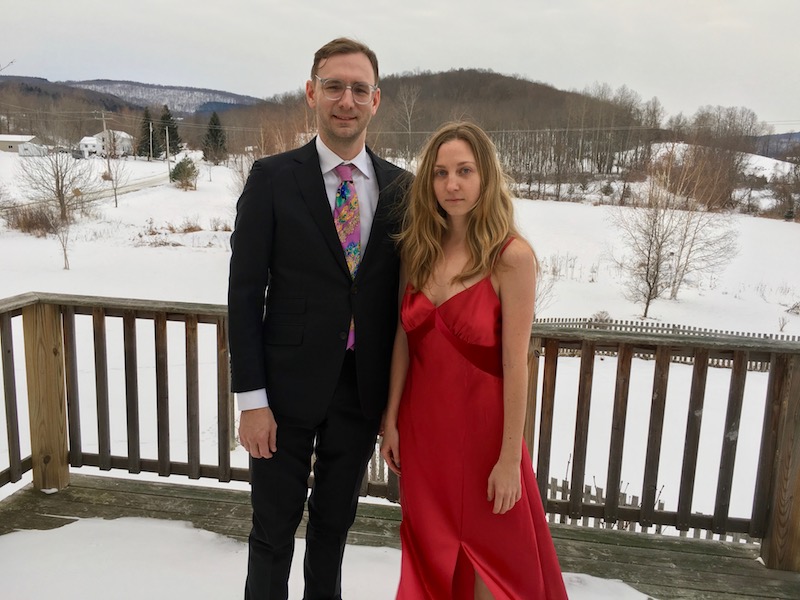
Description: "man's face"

(305, 52), (381, 153)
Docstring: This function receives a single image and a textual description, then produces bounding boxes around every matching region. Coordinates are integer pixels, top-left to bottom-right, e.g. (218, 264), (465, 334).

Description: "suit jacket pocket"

(264, 323), (304, 345)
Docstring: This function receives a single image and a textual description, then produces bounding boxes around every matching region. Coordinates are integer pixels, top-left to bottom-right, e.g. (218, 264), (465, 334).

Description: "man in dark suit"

(228, 38), (408, 600)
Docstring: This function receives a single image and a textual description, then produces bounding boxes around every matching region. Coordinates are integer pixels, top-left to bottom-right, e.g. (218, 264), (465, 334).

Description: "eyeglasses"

(315, 76), (378, 105)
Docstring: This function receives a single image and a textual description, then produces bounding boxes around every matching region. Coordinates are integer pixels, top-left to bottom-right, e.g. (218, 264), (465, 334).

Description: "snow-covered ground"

(1, 149), (798, 599)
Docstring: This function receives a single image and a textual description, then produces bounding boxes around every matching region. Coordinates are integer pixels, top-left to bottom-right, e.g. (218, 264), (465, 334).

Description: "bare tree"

(394, 84), (422, 164)
(16, 152), (102, 221)
(771, 162), (800, 220)
(612, 144), (739, 316)
(667, 207), (737, 300)
(611, 189), (679, 318)
(228, 149), (260, 200)
(534, 272), (556, 316)
(105, 157), (130, 208)
(45, 211), (72, 270)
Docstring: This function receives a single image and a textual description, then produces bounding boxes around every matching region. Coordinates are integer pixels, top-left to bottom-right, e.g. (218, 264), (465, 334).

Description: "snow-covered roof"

(93, 130), (133, 140)
(79, 136), (99, 145)
(0, 134), (36, 143)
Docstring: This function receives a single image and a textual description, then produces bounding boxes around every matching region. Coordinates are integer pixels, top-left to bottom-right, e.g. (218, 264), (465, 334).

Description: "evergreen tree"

(202, 112), (228, 165)
(170, 156), (199, 190)
(157, 105), (181, 156)
(136, 107), (160, 159)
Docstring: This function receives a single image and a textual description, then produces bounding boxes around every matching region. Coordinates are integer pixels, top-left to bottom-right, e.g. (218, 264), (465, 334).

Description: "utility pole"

(101, 110), (112, 175)
(165, 125), (170, 179)
(149, 121), (153, 162)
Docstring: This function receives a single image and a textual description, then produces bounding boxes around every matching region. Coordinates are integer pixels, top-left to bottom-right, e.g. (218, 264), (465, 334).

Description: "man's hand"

(239, 407), (278, 459)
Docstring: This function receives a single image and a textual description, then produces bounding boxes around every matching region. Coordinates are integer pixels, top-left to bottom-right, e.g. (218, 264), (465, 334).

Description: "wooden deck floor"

(1, 474), (799, 599)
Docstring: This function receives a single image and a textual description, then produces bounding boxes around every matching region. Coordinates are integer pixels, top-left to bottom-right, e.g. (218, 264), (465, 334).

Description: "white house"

(18, 141), (48, 156)
(0, 134), (40, 153)
(79, 136), (101, 158)
(93, 130), (134, 157)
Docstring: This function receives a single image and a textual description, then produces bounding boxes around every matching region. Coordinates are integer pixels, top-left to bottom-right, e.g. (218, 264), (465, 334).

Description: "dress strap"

(492, 237), (515, 268)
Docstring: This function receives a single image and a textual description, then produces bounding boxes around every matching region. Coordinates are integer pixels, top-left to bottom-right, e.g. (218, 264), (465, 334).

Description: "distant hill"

(0, 75), (140, 112)
(756, 131), (800, 159)
(61, 79), (263, 114)
(374, 69), (593, 132)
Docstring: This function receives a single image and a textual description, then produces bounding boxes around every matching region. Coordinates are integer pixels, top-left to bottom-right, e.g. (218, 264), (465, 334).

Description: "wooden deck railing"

(1, 292), (799, 571)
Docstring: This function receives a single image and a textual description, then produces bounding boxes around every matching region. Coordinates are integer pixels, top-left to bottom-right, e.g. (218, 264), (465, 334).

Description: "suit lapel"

(293, 141), (351, 277)
(358, 150), (396, 278)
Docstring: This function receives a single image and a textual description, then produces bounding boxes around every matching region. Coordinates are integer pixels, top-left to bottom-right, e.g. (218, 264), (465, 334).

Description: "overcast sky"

(4, 1), (798, 133)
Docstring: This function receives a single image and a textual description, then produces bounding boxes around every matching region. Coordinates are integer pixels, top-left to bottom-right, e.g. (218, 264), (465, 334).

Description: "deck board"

(1, 474), (799, 599)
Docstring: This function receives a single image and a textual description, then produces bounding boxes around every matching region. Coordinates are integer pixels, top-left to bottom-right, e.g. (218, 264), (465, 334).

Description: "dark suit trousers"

(245, 352), (381, 600)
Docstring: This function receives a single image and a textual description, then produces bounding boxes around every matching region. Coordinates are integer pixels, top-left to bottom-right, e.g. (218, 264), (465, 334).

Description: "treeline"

(2, 68), (797, 213)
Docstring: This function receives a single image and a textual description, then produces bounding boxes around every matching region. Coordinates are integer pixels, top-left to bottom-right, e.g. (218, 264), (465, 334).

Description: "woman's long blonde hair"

(397, 121), (529, 290)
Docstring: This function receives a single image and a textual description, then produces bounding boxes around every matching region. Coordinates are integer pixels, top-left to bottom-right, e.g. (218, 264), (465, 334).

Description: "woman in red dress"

(380, 121), (568, 599)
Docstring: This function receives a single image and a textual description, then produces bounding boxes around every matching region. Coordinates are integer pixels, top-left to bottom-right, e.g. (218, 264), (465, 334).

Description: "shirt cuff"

(236, 388), (269, 411)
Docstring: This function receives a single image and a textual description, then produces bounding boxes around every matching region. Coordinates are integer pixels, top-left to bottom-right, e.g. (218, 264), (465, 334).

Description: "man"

(228, 38), (408, 600)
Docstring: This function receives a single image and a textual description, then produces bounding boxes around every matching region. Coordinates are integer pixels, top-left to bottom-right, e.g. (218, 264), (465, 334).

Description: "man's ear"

(370, 87), (381, 115)
(305, 79), (316, 108)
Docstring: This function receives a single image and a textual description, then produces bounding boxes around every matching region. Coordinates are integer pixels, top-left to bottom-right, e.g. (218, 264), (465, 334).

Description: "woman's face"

(432, 139), (481, 220)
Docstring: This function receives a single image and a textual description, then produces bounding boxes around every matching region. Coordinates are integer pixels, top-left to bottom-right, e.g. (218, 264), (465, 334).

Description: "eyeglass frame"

(314, 75), (379, 105)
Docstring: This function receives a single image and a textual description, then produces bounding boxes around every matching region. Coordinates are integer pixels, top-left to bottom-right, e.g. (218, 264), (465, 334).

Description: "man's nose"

(338, 87), (356, 107)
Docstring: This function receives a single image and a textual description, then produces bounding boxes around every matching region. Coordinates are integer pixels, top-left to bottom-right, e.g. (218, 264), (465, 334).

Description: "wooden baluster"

(22, 302), (69, 491)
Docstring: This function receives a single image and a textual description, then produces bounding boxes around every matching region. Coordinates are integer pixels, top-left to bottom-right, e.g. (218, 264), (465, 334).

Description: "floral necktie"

(334, 163), (360, 349)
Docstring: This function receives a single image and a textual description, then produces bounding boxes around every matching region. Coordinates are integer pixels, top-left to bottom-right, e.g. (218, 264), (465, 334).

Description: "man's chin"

(330, 125), (363, 140)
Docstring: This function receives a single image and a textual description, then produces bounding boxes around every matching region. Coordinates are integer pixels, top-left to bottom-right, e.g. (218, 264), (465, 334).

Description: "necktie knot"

(334, 163), (354, 182)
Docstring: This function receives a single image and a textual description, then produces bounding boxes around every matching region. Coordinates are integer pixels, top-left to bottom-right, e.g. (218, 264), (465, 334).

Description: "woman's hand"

(487, 458), (522, 514)
(380, 424), (402, 476)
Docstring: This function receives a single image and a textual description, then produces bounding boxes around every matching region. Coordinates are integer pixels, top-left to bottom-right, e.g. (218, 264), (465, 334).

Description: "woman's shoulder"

(496, 238), (534, 271)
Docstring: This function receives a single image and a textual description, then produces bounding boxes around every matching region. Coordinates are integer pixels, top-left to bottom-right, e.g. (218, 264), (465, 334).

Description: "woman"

(380, 122), (568, 599)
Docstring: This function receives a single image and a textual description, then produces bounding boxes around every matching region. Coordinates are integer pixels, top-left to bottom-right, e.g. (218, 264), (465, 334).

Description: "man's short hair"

(312, 38), (379, 85)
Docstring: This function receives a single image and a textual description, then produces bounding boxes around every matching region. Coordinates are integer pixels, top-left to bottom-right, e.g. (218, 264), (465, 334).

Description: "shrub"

(1, 203), (57, 236)
(166, 217), (202, 233)
(170, 157), (199, 191)
(209, 217), (232, 232)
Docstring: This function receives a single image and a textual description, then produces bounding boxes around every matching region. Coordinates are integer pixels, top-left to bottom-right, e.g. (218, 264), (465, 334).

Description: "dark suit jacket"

(228, 139), (409, 424)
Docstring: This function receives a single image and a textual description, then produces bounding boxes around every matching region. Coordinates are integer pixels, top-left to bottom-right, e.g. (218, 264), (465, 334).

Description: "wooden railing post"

(22, 302), (69, 491)
(762, 353), (800, 571)
(524, 336), (542, 452)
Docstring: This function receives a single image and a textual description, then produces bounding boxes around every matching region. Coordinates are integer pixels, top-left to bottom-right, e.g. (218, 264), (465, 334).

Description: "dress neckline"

(418, 275), (495, 309)
(413, 238), (514, 309)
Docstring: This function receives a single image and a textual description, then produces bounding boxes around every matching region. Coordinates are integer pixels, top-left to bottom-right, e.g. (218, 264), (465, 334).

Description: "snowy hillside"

(62, 79), (263, 113)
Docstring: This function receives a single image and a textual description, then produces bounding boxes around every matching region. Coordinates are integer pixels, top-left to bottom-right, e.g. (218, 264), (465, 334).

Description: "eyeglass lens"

(320, 79), (374, 104)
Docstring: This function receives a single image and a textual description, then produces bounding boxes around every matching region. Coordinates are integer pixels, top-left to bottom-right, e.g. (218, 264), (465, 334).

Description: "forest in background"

(1, 68), (798, 219)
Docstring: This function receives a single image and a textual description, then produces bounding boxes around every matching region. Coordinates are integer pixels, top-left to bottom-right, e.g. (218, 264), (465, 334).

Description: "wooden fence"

(545, 477), (752, 543)
(536, 316), (800, 371)
(1, 292), (799, 571)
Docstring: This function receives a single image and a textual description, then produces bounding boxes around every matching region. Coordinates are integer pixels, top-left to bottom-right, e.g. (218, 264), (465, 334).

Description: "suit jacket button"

(339, 331), (347, 340)
(351, 284), (358, 295)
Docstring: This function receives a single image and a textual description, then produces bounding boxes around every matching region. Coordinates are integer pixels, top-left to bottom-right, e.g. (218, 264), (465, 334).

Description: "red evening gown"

(396, 273), (568, 600)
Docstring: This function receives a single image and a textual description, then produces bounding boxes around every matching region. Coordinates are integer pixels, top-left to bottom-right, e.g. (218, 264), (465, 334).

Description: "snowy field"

(1, 149), (798, 599)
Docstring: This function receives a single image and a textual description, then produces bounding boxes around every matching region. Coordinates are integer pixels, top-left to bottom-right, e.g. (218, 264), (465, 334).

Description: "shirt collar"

(316, 136), (371, 179)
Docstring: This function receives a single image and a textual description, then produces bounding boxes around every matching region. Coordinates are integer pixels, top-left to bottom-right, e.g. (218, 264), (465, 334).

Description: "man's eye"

(352, 83), (371, 97)
(324, 81), (345, 93)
